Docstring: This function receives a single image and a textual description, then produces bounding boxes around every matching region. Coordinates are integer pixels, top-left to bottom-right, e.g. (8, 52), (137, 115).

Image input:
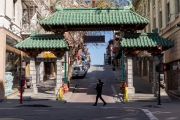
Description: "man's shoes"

(103, 103), (107, 106)
(93, 104), (97, 106)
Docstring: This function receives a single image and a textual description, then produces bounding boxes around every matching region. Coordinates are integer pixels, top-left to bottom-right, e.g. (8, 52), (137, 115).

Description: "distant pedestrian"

(93, 79), (106, 106)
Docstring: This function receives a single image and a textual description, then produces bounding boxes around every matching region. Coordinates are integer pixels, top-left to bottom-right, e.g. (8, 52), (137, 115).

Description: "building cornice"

(159, 15), (180, 38)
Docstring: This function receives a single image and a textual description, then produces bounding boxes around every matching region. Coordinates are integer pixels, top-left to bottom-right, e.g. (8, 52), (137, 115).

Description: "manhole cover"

(16, 104), (51, 108)
(142, 105), (161, 108)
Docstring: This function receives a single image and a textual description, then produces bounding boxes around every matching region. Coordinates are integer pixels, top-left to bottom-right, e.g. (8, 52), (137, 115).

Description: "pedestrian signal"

(163, 63), (170, 71)
(155, 63), (170, 72)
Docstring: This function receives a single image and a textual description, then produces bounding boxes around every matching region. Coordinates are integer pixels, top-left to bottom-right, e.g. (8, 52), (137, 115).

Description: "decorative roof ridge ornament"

(152, 28), (159, 33)
(96, 0), (132, 9)
(55, 0), (133, 10)
(30, 30), (36, 37)
(125, 0), (133, 9)
(55, 0), (63, 11)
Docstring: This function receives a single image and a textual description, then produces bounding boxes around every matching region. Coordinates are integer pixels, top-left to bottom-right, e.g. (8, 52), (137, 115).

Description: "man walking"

(93, 79), (106, 106)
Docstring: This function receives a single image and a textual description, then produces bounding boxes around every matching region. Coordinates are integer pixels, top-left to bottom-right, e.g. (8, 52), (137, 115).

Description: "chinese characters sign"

(84, 36), (105, 43)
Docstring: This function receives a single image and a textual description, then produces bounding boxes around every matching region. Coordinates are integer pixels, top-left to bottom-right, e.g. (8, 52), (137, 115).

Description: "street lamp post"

(64, 52), (67, 84)
(110, 44), (113, 66)
(106, 48), (108, 65)
(63, 51), (69, 93)
(121, 51), (124, 81)
(104, 53), (106, 65)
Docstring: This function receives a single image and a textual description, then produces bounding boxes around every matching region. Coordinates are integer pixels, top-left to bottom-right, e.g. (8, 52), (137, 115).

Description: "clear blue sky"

(87, 31), (113, 65)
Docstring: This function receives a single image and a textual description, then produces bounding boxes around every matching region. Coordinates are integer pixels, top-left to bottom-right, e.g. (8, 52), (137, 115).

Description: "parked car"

(72, 65), (87, 78)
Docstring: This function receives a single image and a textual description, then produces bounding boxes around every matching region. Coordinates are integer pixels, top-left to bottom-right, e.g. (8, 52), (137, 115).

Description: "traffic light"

(157, 45), (162, 51)
(155, 63), (170, 72)
(157, 46), (163, 59)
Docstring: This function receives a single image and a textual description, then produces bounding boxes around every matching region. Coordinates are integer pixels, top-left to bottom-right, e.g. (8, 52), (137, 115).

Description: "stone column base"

(55, 87), (60, 95)
(33, 87), (38, 94)
(127, 87), (135, 95)
(152, 86), (157, 94)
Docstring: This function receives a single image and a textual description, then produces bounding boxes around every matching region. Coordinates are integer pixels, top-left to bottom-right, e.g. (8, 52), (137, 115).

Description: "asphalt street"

(1, 65), (180, 120)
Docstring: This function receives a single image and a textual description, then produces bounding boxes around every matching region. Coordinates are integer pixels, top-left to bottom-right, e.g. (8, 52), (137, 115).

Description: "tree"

(64, 31), (86, 83)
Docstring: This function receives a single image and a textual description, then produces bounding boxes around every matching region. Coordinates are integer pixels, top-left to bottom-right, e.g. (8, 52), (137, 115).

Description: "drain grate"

(16, 104), (51, 108)
(142, 105), (161, 108)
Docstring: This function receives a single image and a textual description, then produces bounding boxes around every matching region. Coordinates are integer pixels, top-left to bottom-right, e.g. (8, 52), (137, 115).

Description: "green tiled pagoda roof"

(15, 34), (69, 49)
(40, 8), (149, 26)
(121, 33), (174, 49)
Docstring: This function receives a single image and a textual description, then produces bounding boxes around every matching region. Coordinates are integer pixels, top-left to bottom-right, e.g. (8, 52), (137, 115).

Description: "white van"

(72, 65), (86, 78)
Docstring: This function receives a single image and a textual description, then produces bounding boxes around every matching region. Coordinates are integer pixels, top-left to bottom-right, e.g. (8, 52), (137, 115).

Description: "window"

(29, 7), (33, 17)
(148, 0), (150, 12)
(13, 0), (16, 21)
(166, 3), (170, 22)
(158, 0), (162, 9)
(159, 11), (162, 28)
(148, 24), (151, 32)
(6, 35), (18, 47)
(144, 5), (146, 15)
(152, 0), (155, 6)
(6, 50), (21, 88)
(74, 67), (80, 71)
(153, 18), (156, 29)
(176, 0), (180, 14)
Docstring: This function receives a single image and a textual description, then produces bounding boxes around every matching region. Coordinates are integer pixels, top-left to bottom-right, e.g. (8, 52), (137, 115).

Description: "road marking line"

(141, 109), (159, 120)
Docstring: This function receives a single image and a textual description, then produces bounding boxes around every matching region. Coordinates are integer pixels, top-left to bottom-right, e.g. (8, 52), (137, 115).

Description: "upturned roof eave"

(39, 7), (149, 31)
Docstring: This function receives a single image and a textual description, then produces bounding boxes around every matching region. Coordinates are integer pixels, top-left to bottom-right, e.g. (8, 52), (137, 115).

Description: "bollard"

(124, 87), (129, 102)
(59, 87), (63, 101)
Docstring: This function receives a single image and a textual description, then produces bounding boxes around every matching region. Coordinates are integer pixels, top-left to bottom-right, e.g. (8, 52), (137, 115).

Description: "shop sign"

(43, 52), (56, 58)
(36, 58), (57, 62)
(84, 36), (105, 43)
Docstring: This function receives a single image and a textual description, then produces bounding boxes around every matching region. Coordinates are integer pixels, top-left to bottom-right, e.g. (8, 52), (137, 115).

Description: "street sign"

(84, 36), (105, 43)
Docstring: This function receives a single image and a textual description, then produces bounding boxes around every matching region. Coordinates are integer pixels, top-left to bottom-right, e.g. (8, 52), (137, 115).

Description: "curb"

(5, 90), (19, 99)
(167, 91), (180, 99)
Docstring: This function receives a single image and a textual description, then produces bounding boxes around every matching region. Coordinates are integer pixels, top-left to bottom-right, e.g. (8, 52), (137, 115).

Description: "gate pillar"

(126, 56), (135, 95)
(152, 56), (159, 94)
(55, 57), (63, 95)
(30, 58), (38, 94)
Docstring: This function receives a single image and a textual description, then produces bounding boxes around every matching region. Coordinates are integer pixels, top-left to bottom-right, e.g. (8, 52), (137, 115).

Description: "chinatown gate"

(15, 0), (174, 99)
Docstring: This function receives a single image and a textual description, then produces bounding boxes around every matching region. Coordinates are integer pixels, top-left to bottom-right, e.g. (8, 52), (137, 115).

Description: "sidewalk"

(0, 81), (76, 108)
(112, 66), (153, 93)
(111, 66), (158, 102)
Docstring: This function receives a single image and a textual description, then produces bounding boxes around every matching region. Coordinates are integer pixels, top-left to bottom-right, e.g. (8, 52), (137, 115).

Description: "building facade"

(0, 0), (54, 100)
(133, 0), (180, 92)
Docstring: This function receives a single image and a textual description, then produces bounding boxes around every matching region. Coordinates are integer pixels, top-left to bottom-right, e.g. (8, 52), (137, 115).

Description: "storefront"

(166, 60), (180, 91)
(0, 28), (28, 99)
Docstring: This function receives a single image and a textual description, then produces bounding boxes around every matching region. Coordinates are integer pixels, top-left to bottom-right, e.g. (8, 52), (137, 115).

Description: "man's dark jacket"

(95, 82), (104, 94)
